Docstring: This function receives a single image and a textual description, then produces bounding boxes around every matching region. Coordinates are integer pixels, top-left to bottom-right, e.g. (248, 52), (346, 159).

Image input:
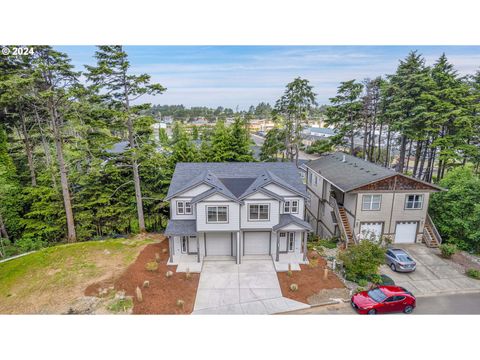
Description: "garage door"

(359, 222), (383, 241)
(244, 232), (270, 255)
(395, 222), (418, 243)
(206, 232), (232, 256)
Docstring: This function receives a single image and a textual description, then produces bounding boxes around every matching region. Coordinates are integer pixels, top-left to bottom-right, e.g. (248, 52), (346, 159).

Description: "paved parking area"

(192, 259), (309, 314)
(381, 244), (480, 297)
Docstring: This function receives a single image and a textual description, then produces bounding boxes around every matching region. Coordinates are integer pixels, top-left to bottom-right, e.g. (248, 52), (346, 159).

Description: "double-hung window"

(405, 194), (423, 209)
(177, 201), (192, 215)
(284, 200), (299, 214)
(207, 206), (228, 223)
(362, 195), (381, 211)
(248, 204), (269, 221)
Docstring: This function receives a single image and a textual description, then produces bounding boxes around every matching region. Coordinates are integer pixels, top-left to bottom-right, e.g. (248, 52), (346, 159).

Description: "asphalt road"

(287, 292), (480, 315)
(250, 134), (319, 161)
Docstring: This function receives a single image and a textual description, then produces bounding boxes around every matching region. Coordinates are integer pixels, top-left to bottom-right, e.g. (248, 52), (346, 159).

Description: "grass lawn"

(0, 237), (154, 314)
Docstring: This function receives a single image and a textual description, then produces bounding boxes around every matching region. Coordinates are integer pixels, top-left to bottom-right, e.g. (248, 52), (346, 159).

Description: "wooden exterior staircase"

(423, 214), (442, 248)
(338, 206), (355, 246)
(329, 195), (356, 248)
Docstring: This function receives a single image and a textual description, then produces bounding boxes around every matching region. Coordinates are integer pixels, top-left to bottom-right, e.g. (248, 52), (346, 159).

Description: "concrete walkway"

(381, 244), (480, 297)
(192, 259), (309, 314)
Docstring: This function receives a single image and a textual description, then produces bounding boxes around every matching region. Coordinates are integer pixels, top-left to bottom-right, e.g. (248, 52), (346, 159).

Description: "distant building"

(301, 127), (336, 146)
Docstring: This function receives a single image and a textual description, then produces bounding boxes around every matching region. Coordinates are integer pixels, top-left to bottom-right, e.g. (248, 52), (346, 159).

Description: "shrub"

(357, 279), (368, 287)
(440, 243), (457, 259)
(185, 268), (192, 280)
(286, 270), (293, 277)
(145, 261), (159, 271)
(354, 286), (365, 294)
(318, 239), (338, 249)
(289, 283), (299, 292)
(466, 268), (480, 279)
(143, 280), (150, 288)
(162, 248), (168, 254)
(108, 298), (133, 313)
(165, 270), (173, 278)
(338, 240), (385, 282)
(176, 299), (185, 310)
(155, 253), (160, 262)
(370, 274), (383, 285)
(308, 258), (319, 268)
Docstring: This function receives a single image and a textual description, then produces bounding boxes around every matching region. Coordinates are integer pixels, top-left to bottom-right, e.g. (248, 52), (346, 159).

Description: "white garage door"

(359, 222), (383, 241)
(395, 222), (418, 243)
(244, 232), (270, 255)
(206, 232), (232, 256)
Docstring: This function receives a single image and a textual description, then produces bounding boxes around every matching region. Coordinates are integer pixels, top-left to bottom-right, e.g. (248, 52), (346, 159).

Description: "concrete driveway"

(192, 258), (309, 314)
(381, 244), (480, 297)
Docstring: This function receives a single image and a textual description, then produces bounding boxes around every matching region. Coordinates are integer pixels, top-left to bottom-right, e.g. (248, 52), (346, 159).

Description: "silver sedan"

(385, 248), (416, 272)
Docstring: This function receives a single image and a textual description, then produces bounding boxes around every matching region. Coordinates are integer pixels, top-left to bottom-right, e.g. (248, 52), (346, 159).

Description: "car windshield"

(397, 254), (413, 262)
(367, 288), (387, 303)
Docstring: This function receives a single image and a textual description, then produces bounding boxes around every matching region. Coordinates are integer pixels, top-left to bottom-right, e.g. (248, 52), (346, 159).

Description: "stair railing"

(330, 196), (355, 248)
(426, 213), (443, 244)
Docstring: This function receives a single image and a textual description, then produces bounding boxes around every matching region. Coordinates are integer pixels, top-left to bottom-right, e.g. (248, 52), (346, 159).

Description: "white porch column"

(236, 231), (240, 264)
(169, 236), (174, 263)
(303, 231), (308, 261)
(276, 231), (280, 262)
(197, 234), (200, 263)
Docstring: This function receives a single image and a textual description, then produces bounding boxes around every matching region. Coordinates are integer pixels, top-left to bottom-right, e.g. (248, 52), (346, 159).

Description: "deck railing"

(426, 213), (443, 244)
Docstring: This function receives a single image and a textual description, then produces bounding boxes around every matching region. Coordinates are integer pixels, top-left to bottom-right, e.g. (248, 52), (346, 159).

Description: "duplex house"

(164, 162), (312, 271)
(305, 153), (444, 247)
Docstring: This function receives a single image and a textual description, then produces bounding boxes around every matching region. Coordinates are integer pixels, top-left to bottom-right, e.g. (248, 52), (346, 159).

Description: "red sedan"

(351, 286), (416, 314)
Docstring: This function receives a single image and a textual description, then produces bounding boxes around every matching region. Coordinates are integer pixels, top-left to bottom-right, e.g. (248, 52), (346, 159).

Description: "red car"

(351, 285), (416, 314)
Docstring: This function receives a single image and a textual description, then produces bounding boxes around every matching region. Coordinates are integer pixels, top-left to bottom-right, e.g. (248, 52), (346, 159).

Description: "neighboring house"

(301, 127), (336, 147)
(164, 162), (312, 271)
(305, 152), (444, 248)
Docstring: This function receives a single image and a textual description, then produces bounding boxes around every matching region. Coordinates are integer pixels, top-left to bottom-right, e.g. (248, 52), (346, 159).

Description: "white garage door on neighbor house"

(359, 222), (383, 241)
(244, 232), (270, 255)
(394, 222), (418, 243)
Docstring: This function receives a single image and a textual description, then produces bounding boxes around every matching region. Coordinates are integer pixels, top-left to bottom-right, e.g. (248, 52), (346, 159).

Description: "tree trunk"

(50, 104), (76, 243)
(405, 139), (413, 173)
(397, 134), (407, 173)
(34, 108), (58, 190)
(384, 128), (392, 168)
(0, 212), (9, 240)
(418, 138), (429, 179)
(377, 121), (384, 164)
(19, 108), (37, 187)
(412, 140), (422, 178)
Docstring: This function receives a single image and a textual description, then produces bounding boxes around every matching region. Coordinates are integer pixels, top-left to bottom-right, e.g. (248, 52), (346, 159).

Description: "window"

(283, 200), (299, 214)
(405, 194), (423, 209)
(288, 233), (295, 251)
(279, 232), (286, 238)
(248, 204), (269, 221)
(362, 195), (382, 211)
(308, 172), (312, 185)
(314, 176), (318, 186)
(177, 201), (192, 215)
(207, 206), (228, 223)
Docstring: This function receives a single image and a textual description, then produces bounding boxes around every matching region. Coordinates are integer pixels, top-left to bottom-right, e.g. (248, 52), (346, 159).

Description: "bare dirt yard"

(277, 250), (345, 305)
(86, 239), (200, 314)
(0, 235), (155, 314)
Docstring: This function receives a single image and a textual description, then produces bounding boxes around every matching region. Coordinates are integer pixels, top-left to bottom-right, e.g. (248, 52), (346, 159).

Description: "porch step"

(424, 224), (440, 248)
(338, 206), (355, 245)
(203, 256), (236, 262)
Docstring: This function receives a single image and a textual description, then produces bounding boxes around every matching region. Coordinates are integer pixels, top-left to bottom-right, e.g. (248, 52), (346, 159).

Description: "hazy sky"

(56, 46), (480, 110)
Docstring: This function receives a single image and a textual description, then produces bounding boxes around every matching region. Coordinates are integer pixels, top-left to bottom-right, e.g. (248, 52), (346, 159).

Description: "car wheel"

(390, 263), (396, 272)
(403, 305), (413, 314)
(367, 309), (376, 315)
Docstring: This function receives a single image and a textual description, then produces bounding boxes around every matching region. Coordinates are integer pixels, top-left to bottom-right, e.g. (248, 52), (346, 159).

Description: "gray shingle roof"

(166, 162), (307, 200)
(164, 220), (196, 236)
(273, 214), (312, 231)
(306, 152), (397, 192)
(306, 152), (444, 192)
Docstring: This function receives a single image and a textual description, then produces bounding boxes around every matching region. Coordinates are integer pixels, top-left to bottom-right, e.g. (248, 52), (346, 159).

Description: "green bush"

(338, 240), (385, 282)
(466, 268), (480, 280)
(357, 279), (368, 287)
(439, 243), (457, 259)
(318, 239), (338, 249)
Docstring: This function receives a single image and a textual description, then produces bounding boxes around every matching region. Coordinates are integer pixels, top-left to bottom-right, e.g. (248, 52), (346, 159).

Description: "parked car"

(351, 286), (416, 314)
(385, 248), (416, 272)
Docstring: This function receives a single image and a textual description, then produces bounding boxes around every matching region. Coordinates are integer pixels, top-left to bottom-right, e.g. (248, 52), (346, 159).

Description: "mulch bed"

(277, 250), (345, 304)
(450, 252), (480, 272)
(85, 239), (200, 314)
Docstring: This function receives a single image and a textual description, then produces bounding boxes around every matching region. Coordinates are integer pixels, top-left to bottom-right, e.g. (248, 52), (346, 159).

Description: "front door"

(188, 236), (198, 254)
(279, 232), (295, 253)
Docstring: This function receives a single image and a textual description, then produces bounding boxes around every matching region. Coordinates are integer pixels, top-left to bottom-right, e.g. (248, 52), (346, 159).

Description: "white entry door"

(395, 222), (418, 244)
(244, 232), (270, 255)
(206, 232), (232, 256)
(359, 222), (383, 241)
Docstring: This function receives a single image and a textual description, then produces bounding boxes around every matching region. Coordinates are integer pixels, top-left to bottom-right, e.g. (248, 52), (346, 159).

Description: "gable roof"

(273, 214), (312, 231)
(166, 162), (307, 201)
(306, 152), (444, 192)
